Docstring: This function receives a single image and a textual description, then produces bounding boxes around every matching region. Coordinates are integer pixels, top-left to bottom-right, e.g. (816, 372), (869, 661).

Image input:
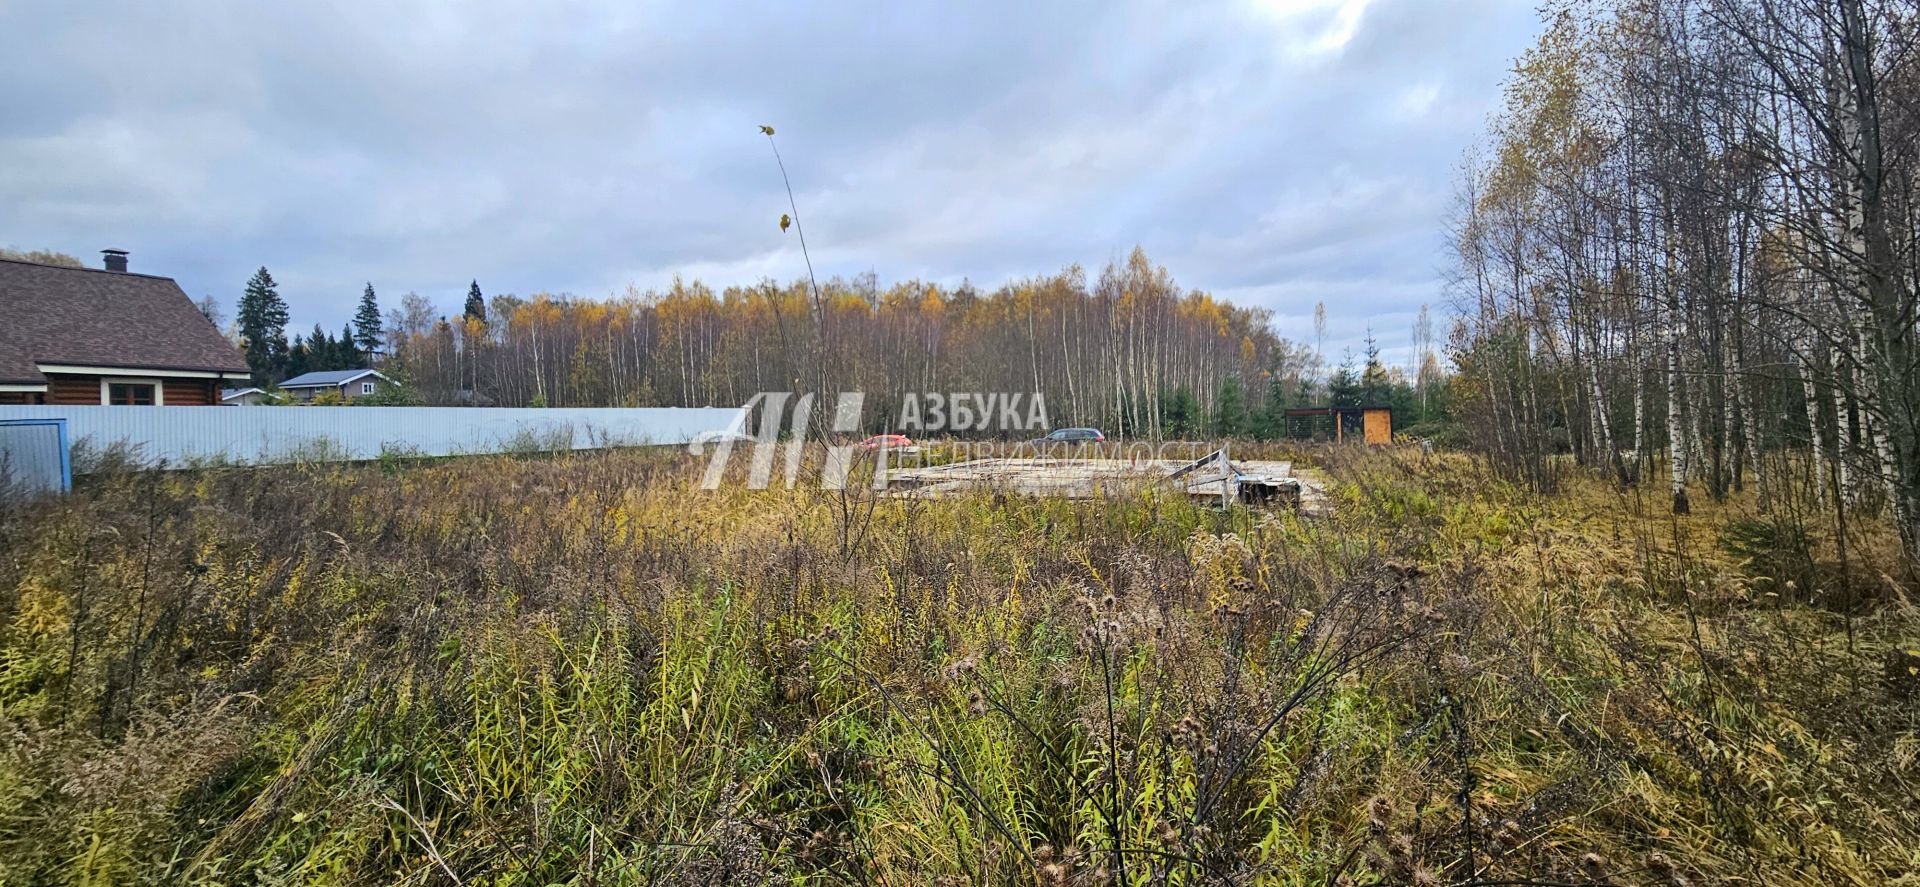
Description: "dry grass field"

(0, 445), (1914, 885)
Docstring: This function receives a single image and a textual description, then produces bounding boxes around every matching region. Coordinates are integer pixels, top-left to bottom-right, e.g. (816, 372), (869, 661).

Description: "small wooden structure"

(1281, 406), (1392, 444)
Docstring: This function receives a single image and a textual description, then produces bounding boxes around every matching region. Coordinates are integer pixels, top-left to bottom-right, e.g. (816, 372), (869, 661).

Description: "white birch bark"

(1799, 349), (1829, 506)
(1664, 286), (1691, 513)
(1829, 343), (1857, 504)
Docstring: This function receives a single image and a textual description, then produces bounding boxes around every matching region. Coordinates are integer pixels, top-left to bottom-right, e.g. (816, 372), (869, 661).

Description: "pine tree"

(1214, 376), (1248, 438)
(1161, 385), (1201, 438)
(353, 283), (384, 359)
(237, 267), (290, 384)
(285, 333), (309, 380)
(463, 280), (487, 325)
(1256, 374), (1295, 440)
(1360, 330), (1391, 405)
(305, 323), (332, 372)
(1328, 350), (1361, 407)
(341, 323), (365, 369)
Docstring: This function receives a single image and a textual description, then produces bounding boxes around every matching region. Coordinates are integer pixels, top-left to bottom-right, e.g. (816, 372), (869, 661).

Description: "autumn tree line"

(356, 247), (1448, 438)
(194, 247), (1444, 434)
(1449, 0), (1920, 561)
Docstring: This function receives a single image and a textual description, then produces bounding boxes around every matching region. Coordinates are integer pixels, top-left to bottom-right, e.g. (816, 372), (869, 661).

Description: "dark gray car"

(1027, 427), (1107, 455)
(1034, 427), (1106, 444)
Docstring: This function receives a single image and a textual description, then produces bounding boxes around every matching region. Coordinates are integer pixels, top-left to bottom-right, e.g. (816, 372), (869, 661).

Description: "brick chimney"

(101, 249), (128, 272)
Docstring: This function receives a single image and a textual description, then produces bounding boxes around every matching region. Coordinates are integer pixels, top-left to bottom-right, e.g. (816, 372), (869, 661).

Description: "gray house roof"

(0, 257), (250, 384)
(279, 369), (387, 389)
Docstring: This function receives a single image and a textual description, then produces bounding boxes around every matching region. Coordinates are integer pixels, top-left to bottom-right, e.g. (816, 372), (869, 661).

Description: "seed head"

(1366, 795), (1394, 833)
(1645, 850), (1688, 885)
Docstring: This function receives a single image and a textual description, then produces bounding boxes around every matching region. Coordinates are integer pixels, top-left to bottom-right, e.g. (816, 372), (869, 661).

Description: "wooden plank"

(163, 378), (216, 405)
(1164, 448), (1225, 481)
(46, 374), (100, 405)
(1364, 409), (1390, 444)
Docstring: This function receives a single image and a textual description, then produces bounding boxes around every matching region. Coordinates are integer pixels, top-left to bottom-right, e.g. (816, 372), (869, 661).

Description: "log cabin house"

(0, 250), (251, 405)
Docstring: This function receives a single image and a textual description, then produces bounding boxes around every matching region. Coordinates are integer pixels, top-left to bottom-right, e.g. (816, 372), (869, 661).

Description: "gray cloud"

(0, 0), (1537, 364)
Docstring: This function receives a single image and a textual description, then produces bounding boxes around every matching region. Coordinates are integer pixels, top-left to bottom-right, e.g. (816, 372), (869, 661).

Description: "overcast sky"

(1, 0), (1539, 368)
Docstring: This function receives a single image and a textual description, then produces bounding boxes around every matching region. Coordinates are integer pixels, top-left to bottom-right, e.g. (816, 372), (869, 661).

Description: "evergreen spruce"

(1328, 350), (1362, 407)
(310, 324), (332, 373)
(341, 323), (365, 368)
(1256, 375), (1294, 440)
(1214, 376), (1248, 438)
(463, 280), (487, 325)
(237, 267), (290, 384)
(353, 283), (384, 359)
(1161, 385), (1201, 438)
(1359, 329), (1392, 405)
(285, 333), (309, 380)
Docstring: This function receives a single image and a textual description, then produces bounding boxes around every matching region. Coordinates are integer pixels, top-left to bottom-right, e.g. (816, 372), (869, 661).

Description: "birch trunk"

(1830, 344), (1857, 504)
(1633, 364), (1648, 483)
(1665, 293), (1691, 514)
(1588, 358), (1616, 479)
(1800, 353), (1828, 506)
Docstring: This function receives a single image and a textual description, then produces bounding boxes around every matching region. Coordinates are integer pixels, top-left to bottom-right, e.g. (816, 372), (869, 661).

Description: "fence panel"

(0, 419), (71, 495)
(0, 406), (745, 473)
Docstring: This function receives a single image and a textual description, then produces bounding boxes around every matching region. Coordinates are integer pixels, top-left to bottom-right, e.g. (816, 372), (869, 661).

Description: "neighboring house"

(219, 387), (276, 406)
(0, 250), (252, 405)
(278, 369), (392, 403)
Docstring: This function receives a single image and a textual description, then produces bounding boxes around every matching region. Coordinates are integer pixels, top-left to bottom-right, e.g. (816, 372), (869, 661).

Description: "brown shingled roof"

(0, 257), (250, 384)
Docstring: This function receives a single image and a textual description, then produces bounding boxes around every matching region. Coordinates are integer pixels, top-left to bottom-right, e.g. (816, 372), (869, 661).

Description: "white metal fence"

(0, 405), (746, 474)
(0, 418), (71, 496)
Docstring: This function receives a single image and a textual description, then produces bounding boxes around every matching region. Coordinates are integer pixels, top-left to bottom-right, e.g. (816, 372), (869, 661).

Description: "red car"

(856, 434), (921, 454)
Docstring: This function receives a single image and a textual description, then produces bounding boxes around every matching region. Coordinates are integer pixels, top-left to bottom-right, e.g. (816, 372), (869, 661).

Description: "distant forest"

(358, 247), (1449, 437)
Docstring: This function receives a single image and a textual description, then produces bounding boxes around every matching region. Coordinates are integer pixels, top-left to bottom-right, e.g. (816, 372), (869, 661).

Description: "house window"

(360, 381), (375, 395)
(108, 382), (156, 405)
